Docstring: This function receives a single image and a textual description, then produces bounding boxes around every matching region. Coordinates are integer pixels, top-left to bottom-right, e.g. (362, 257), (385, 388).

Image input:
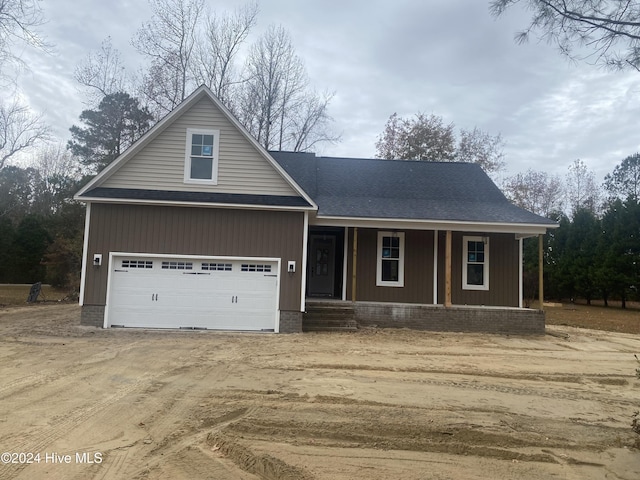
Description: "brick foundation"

(279, 311), (303, 333)
(353, 302), (545, 335)
(80, 305), (105, 327)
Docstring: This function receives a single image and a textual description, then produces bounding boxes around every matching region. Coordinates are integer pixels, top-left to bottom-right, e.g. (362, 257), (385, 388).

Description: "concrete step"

(303, 301), (357, 332)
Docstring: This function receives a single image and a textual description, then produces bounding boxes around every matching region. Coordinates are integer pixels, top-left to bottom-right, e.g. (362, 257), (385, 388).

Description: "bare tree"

(289, 91), (340, 152)
(29, 143), (81, 215)
(503, 169), (564, 217)
(132, 0), (204, 116)
(490, 0), (640, 71)
(0, 99), (50, 169)
(457, 127), (505, 175)
(74, 37), (128, 107)
(240, 25), (307, 150)
(375, 113), (404, 159)
(565, 159), (601, 215)
(192, 2), (258, 105)
(0, 0), (47, 80)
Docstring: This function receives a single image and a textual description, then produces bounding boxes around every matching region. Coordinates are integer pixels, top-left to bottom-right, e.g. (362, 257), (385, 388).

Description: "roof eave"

(75, 195), (316, 212)
(311, 214), (557, 235)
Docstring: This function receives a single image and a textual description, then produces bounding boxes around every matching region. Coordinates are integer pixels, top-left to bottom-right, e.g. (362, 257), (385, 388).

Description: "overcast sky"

(15, 0), (640, 183)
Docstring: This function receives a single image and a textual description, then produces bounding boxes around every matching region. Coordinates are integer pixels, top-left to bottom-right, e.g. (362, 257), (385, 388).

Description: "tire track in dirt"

(92, 345), (248, 480)
(0, 371), (165, 480)
(117, 364), (256, 479)
(0, 341), (144, 401)
(300, 363), (636, 405)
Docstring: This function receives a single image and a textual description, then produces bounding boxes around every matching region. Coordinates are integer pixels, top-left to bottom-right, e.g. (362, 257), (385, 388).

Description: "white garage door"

(106, 255), (279, 331)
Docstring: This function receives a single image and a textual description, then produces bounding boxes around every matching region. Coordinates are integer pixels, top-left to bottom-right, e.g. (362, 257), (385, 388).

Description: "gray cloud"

(11, 0), (640, 183)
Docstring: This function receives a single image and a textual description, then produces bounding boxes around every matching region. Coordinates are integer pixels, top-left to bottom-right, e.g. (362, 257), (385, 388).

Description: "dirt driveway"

(0, 304), (638, 479)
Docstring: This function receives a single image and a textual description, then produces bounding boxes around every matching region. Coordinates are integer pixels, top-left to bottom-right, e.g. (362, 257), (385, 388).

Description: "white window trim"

(376, 231), (405, 287)
(462, 235), (489, 291)
(184, 128), (220, 185)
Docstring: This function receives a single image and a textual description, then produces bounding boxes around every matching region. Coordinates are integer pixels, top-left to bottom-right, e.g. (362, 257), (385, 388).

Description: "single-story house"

(75, 85), (557, 334)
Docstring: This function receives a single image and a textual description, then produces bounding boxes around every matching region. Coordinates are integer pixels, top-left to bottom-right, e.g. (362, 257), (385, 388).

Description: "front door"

(308, 235), (335, 296)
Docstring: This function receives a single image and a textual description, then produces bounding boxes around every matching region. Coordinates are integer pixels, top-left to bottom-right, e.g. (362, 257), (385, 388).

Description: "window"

(184, 128), (219, 184)
(202, 263), (232, 271)
(376, 231), (405, 287)
(122, 260), (153, 269)
(161, 261), (193, 270)
(241, 264), (272, 272)
(463, 236), (489, 290)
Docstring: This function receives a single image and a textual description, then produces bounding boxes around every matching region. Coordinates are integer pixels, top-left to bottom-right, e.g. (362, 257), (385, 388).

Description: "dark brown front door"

(308, 235), (335, 296)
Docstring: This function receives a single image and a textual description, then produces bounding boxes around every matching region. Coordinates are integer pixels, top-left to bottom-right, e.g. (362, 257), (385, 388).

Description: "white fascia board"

(311, 214), (557, 235)
(73, 196), (315, 212)
(76, 86), (317, 210)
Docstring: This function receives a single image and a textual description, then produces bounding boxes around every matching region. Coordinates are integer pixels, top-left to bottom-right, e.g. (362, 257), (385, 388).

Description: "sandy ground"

(0, 304), (638, 480)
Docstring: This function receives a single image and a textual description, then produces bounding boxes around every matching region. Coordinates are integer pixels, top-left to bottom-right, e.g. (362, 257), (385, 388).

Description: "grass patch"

(0, 284), (71, 306)
(543, 301), (640, 334)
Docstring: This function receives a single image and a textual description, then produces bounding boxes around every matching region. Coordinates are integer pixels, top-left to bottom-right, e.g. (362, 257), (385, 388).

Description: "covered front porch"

(302, 222), (547, 334)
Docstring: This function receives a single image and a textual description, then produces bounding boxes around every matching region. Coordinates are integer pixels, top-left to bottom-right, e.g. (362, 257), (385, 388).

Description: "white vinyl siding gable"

(100, 97), (299, 196)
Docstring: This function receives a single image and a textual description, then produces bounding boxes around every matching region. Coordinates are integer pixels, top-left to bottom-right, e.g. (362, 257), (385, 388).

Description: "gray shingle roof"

(270, 151), (556, 225)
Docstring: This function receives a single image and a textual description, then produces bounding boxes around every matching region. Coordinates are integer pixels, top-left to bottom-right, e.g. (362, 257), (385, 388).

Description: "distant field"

(538, 300), (640, 334)
(0, 284), (71, 306)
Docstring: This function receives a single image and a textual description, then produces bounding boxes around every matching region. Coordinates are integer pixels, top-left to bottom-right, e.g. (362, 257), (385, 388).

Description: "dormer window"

(184, 128), (219, 184)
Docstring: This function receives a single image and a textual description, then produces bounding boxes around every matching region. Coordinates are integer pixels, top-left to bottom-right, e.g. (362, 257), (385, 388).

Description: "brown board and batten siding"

(437, 231), (519, 307)
(84, 203), (305, 312)
(345, 228), (435, 304)
(101, 96), (299, 197)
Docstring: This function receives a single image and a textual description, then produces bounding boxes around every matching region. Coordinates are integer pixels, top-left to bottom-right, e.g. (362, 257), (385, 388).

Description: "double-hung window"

(462, 236), (489, 290)
(184, 128), (219, 184)
(376, 231), (405, 287)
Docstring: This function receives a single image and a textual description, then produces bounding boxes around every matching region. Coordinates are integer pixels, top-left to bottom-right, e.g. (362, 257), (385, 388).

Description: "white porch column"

(445, 230), (452, 308)
(518, 237), (523, 309)
(538, 233), (544, 311)
(352, 227), (358, 302)
(433, 230), (438, 304)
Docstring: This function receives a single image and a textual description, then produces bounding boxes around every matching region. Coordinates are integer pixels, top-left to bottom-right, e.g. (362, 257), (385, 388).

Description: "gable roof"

(270, 151), (557, 227)
(75, 86), (315, 210)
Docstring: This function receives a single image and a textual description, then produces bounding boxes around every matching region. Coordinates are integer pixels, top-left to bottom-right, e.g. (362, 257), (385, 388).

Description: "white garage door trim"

(104, 252), (281, 332)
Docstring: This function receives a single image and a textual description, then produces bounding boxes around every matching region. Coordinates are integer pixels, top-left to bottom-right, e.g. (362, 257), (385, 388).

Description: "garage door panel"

(107, 256), (279, 331)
